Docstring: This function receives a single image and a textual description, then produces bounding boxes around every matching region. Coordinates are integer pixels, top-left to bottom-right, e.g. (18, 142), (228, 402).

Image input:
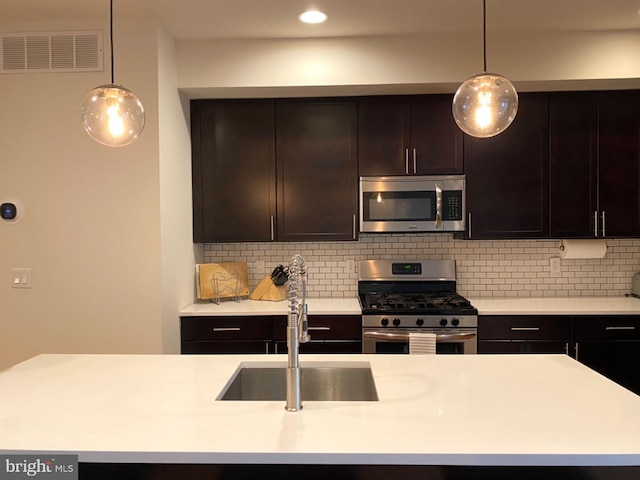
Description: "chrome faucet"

(285, 254), (310, 412)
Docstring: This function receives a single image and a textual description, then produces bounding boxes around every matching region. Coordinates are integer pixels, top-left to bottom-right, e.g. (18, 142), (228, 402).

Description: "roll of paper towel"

(559, 239), (607, 259)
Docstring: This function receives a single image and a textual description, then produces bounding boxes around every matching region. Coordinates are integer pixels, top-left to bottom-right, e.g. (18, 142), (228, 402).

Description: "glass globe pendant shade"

(80, 84), (145, 147)
(452, 73), (518, 138)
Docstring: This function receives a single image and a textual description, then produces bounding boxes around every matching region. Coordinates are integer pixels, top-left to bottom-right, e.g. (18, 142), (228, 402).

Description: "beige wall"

(0, 19), (164, 370)
(177, 30), (640, 97)
(157, 27), (200, 354)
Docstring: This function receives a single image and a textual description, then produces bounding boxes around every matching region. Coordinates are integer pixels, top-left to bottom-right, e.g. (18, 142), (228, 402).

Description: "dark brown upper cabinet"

(465, 93), (550, 239)
(549, 92), (599, 238)
(598, 90), (640, 237)
(191, 99), (276, 243)
(358, 95), (464, 176)
(275, 98), (358, 242)
(550, 90), (640, 238)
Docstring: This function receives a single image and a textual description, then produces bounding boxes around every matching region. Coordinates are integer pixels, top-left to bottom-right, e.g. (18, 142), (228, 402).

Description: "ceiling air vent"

(0, 31), (103, 73)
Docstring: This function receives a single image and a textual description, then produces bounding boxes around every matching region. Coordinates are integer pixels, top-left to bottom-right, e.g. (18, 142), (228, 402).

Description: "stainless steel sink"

(216, 362), (379, 401)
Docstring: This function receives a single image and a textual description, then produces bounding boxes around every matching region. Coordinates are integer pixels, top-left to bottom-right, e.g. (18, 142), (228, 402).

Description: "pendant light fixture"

(452, 0), (518, 138)
(80, 0), (145, 147)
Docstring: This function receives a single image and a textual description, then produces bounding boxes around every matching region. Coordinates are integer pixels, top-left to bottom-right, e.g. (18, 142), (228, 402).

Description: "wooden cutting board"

(197, 263), (249, 300)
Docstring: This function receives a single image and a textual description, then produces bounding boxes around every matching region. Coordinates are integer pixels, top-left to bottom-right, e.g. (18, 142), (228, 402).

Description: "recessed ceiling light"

(298, 10), (328, 24)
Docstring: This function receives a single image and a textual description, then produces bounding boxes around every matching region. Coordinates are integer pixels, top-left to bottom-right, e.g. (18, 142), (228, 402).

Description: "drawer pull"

(605, 326), (635, 331)
(309, 326), (331, 331)
(212, 327), (241, 332)
(511, 327), (540, 331)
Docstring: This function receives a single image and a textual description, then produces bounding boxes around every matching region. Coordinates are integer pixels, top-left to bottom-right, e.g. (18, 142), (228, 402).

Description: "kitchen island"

(1, 354), (639, 479)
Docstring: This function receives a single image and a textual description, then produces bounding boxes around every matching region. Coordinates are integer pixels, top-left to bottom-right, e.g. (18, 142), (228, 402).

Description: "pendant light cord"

(109, 0), (114, 84)
(482, 0), (487, 73)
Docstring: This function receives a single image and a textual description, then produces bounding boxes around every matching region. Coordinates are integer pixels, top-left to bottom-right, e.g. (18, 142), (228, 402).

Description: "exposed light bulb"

(80, 84), (145, 147)
(452, 73), (518, 138)
(376, 192), (383, 203)
(106, 96), (125, 137)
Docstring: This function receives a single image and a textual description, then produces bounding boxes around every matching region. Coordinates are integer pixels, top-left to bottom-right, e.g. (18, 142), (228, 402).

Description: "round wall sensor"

(0, 199), (23, 224)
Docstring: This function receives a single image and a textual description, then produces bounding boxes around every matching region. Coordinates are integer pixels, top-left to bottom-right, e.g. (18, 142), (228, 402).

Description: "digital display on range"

(391, 263), (422, 275)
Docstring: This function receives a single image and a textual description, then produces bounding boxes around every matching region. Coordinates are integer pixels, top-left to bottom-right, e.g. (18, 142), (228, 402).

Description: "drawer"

(572, 316), (640, 341)
(272, 315), (362, 341)
(478, 315), (570, 341)
(180, 316), (273, 341)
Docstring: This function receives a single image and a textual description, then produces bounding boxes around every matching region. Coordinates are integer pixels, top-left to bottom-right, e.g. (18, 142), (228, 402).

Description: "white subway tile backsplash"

(203, 235), (640, 299)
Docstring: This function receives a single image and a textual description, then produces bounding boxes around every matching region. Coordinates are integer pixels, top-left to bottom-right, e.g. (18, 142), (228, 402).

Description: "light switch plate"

(12, 268), (31, 288)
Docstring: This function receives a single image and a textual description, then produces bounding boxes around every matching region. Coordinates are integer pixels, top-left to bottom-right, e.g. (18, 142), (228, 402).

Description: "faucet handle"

(299, 303), (310, 343)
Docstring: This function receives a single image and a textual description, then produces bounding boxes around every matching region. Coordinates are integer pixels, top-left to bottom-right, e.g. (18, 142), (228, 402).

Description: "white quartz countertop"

(469, 296), (640, 315)
(180, 298), (361, 316)
(180, 296), (640, 317)
(1, 353), (639, 466)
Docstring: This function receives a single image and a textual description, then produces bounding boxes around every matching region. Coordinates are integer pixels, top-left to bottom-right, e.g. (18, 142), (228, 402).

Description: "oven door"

(363, 328), (477, 354)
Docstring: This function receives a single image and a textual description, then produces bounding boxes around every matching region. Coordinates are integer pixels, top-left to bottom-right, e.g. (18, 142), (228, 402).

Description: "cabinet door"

(272, 315), (363, 354)
(180, 316), (274, 354)
(549, 92), (599, 238)
(478, 315), (570, 354)
(191, 100), (276, 242)
(276, 99), (358, 241)
(572, 316), (640, 395)
(358, 96), (411, 176)
(465, 93), (549, 239)
(598, 90), (640, 238)
(411, 94), (464, 175)
(478, 341), (569, 355)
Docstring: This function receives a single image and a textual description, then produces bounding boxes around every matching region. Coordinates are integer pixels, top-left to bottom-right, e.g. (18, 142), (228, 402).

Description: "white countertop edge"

(3, 450), (638, 467)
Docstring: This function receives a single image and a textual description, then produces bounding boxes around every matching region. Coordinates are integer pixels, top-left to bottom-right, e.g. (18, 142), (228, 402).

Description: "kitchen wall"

(0, 18), (168, 371)
(203, 236), (640, 299)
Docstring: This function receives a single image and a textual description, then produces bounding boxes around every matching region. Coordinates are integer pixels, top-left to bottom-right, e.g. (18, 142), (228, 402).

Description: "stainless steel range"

(358, 259), (478, 354)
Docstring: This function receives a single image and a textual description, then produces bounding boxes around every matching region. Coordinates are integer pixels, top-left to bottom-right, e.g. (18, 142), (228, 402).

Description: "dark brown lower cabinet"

(180, 316), (275, 354)
(180, 315), (362, 354)
(572, 316), (640, 395)
(478, 315), (570, 355)
(479, 314), (640, 396)
(81, 462), (640, 480)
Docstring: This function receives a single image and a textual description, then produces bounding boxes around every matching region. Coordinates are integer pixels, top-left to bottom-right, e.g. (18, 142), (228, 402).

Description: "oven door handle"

(363, 331), (476, 342)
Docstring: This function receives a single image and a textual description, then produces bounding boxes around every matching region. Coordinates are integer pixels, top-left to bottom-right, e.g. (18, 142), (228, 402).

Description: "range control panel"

(391, 263), (422, 275)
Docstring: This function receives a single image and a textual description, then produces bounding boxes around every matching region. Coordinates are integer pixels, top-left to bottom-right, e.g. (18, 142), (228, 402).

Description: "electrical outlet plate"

(346, 259), (355, 274)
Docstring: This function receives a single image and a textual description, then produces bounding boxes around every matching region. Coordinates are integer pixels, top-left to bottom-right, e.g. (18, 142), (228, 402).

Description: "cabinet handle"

(268, 342), (272, 355)
(575, 342), (579, 361)
(468, 212), (472, 239)
(353, 214), (357, 240)
(270, 215), (275, 241)
(413, 148), (417, 174)
(594, 211), (598, 237)
(605, 326), (635, 331)
(405, 148), (409, 174)
(309, 326), (331, 331)
(564, 342), (569, 355)
(212, 327), (241, 332)
(510, 327), (540, 331)
(601, 211), (606, 237)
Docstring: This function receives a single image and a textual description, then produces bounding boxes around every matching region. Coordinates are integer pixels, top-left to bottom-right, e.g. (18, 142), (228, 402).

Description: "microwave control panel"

(442, 191), (463, 221)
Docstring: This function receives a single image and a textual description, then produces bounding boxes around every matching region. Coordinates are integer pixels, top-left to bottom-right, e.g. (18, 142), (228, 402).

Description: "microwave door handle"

(435, 183), (442, 229)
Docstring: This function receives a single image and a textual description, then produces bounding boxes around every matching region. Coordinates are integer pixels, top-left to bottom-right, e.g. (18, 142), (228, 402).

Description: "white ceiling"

(1, 0), (639, 40)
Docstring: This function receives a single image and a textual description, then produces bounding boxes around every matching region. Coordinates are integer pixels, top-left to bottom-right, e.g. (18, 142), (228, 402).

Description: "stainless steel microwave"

(359, 175), (465, 233)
